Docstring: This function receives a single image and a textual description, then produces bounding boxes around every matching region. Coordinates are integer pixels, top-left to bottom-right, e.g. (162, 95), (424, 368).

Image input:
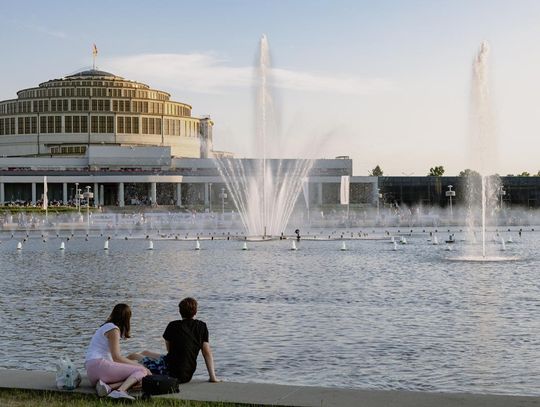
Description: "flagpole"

(92, 44), (98, 70)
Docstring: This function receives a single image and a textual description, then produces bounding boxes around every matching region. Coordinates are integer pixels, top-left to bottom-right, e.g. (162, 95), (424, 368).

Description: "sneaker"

(95, 380), (111, 397)
(108, 390), (135, 400)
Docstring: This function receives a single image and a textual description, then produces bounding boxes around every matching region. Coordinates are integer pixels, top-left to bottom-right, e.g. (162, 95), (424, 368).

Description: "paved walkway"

(1, 369), (540, 407)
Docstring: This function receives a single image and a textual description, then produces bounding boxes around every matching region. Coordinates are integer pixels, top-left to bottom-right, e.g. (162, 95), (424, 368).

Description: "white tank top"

(85, 322), (118, 362)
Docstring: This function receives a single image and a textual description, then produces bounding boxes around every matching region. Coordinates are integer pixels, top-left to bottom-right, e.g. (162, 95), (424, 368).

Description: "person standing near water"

(85, 304), (150, 400)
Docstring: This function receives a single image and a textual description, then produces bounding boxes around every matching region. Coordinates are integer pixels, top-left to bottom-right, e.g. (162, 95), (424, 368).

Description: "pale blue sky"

(1, 0), (540, 175)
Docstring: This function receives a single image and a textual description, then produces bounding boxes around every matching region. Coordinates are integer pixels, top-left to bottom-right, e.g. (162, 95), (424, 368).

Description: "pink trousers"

(85, 358), (147, 386)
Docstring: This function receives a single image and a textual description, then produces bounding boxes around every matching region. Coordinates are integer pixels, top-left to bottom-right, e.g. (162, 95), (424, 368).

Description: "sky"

(1, 0), (540, 176)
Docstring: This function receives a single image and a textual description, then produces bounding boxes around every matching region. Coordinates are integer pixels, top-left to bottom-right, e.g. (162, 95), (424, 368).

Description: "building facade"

(378, 176), (540, 208)
(0, 69), (213, 158)
(0, 68), (379, 209)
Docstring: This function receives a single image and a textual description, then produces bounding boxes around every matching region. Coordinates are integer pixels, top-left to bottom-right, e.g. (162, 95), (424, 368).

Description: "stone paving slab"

(1, 369), (540, 407)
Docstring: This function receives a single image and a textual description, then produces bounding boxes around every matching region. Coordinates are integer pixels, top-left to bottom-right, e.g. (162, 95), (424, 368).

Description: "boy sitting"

(129, 297), (219, 383)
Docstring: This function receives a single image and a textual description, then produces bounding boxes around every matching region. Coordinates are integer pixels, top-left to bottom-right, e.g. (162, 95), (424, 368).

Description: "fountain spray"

(216, 35), (313, 237)
(467, 41), (499, 258)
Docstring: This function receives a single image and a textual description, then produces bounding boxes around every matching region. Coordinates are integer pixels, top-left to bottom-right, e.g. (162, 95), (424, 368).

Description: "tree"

(428, 166), (445, 176)
(459, 169), (480, 178)
(519, 171), (530, 177)
(369, 165), (383, 176)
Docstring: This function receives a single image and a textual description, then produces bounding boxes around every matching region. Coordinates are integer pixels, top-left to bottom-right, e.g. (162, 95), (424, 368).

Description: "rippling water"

(0, 228), (539, 396)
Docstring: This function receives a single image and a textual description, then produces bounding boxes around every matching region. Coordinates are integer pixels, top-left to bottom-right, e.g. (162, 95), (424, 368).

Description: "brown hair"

(106, 303), (132, 338)
(179, 297), (198, 319)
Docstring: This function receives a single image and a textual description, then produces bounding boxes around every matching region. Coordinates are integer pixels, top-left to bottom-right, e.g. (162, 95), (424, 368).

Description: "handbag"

(142, 374), (180, 398)
(55, 356), (81, 390)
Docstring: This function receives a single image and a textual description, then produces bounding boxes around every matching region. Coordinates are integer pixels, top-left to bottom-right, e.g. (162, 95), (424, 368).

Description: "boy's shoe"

(95, 379), (111, 397)
(108, 390), (135, 400)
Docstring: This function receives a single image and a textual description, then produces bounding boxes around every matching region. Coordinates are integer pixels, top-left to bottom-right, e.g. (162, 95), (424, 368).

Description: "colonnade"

(0, 181), (343, 207)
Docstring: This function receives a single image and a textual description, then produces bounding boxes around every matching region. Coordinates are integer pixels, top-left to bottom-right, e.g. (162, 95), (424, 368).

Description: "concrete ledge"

(1, 369), (540, 407)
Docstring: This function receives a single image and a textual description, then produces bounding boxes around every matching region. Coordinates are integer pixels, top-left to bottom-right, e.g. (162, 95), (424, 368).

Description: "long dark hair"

(105, 303), (132, 339)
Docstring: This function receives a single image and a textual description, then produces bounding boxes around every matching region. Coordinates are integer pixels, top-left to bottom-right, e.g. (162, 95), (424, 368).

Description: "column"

(62, 183), (68, 205)
(118, 182), (125, 207)
(150, 182), (157, 205)
(100, 185), (104, 206)
(317, 183), (323, 205)
(204, 183), (210, 207)
(372, 180), (379, 205)
(175, 183), (182, 207)
(94, 183), (99, 207)
(31, 182), (37, 205)
(0, 182), (4, 205)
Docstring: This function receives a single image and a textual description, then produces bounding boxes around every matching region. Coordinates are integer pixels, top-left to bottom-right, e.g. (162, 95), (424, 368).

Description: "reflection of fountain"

(465, 41), (500, 259)
(217, 35), (313, 237)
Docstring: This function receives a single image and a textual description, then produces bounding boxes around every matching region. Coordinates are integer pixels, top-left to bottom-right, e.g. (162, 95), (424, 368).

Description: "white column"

(0, 182), (4, 205)
(150, 182), (157, 205)
(118, 182), (125, 207)
(94, 183), (99, 207)
(318, 183), (323, 205)
(31, 182), (37, 205)
(100, 184), (104, 206)
(175, 183), (182, 207)
(204, 183), (209, 206)
(62, 183), (68, 204)
(372, 180), (379, 205)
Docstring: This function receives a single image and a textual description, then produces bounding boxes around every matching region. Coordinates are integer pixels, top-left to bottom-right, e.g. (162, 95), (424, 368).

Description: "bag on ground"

(55, 356), (81, 390)
(142, 374), (180, 397)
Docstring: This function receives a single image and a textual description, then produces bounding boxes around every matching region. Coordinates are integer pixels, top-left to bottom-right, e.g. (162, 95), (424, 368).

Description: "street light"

(499, 186), (506, 209)
(445, 185), (456, 218)
(83, 186), (94, 228)
(377, 188), (383, 218)
(208, 182), (212, 213)
(75, 182), (79, 212)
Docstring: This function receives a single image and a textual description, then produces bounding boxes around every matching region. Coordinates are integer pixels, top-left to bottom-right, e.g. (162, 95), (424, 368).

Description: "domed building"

(0, 69), (213, 158)
(0, 69), (360, 210)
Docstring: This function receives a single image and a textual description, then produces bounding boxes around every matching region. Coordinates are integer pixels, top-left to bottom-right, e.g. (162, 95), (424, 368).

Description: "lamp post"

(445, 185), (456, 218)
(499, 186), (506, 210)
(75, 182), (79, 212)
(83, 186), (94, 228)
(377, 188), (382, 218)
(208, 182), (212, 213)
(76, 188), (83, 214)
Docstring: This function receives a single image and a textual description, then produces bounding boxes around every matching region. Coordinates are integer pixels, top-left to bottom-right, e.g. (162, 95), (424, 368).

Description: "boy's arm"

(201, 342), (219, 382)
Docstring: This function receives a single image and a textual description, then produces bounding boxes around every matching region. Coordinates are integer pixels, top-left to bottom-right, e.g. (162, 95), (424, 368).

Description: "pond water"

(0, 227), (539, 396)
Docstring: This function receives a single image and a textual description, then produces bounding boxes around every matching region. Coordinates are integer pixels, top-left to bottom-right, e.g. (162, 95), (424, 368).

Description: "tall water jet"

(217, 35), (313, 237)
(466, 41), (500, 258)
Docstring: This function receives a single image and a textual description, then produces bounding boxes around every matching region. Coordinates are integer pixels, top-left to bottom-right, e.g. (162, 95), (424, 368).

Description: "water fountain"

(216, 35), (313, 238)
(462, 42), (511, 261)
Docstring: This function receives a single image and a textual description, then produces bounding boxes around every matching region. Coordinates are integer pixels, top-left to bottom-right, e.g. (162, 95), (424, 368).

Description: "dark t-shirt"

(163, 319), (209, 382)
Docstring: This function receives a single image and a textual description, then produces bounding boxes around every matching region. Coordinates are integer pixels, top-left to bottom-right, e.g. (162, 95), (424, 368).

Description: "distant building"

(0, 69), (213, 158)
(0, 69), (373, 208)
(378, 176), (540, 208)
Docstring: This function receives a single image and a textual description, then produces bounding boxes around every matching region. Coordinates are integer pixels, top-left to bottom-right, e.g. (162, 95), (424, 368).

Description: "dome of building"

(66, 69), (118, 78)
(0, 68), (213, 158)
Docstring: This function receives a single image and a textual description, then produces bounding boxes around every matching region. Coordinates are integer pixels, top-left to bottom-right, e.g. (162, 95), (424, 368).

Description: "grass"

(0, 388), (255, 407)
